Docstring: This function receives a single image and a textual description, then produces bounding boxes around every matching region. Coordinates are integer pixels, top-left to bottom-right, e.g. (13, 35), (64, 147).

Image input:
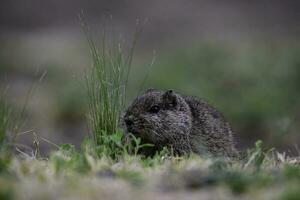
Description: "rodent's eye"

(149, 105), (160, 113)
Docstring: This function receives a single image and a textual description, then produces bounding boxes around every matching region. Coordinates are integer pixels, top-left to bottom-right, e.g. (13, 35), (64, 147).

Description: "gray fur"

(122, 89), (238, 158)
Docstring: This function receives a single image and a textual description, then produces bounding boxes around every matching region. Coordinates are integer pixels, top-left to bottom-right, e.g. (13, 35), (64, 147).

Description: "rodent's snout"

(124, 114), (135, 131)
(125, 118), (133, 127)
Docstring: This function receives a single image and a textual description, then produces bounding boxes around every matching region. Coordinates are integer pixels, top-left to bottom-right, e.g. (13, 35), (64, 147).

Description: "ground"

(1, 143), (299, 200)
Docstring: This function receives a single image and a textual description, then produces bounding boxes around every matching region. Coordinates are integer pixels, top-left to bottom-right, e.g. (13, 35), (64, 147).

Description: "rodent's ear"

(163, 90), (179, 109)
(145, 88), (157, 93)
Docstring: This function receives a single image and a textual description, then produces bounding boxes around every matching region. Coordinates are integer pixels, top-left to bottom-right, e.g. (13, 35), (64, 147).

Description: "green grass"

(0, 89), (14, 152)
(81, 17), (143, 159)
(0, 72), (43, 154)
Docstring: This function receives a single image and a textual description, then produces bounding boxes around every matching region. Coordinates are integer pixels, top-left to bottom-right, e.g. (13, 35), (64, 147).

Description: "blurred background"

(0, 0), (299, 155)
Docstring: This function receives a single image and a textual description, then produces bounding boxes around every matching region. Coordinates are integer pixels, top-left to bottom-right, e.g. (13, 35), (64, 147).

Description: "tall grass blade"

(81, 14), (139, 158)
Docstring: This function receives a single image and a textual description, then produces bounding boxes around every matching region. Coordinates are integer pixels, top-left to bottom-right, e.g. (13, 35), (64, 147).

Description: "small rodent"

(123, 89), (238, 158)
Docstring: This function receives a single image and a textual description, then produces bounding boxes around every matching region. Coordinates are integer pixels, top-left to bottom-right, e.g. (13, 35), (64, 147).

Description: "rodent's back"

(183, 96), (238, 158)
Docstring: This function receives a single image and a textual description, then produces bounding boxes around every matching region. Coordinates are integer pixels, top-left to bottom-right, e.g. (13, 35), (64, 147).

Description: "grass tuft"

(81, 15), (141, 158)
(0, 89), (13, 152)
(0, 71), (44, 154)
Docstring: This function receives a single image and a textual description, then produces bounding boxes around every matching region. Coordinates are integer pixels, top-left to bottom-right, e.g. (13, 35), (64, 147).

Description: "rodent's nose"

(125, 118), (133, 127)
(125, 115), (133, 127)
